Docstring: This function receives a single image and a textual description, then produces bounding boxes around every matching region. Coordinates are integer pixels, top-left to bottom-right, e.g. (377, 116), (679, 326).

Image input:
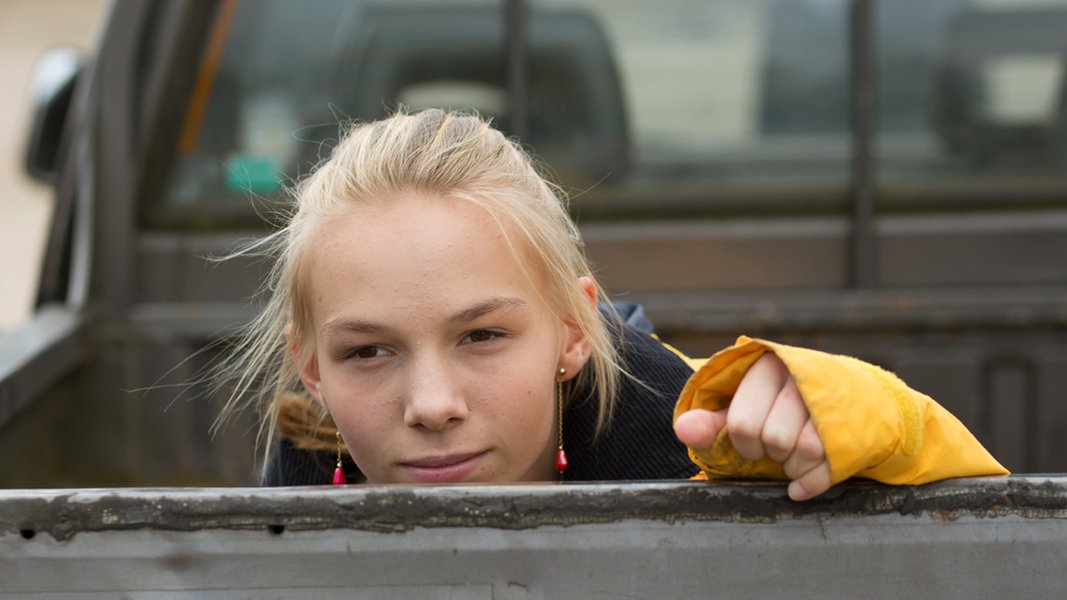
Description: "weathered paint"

(3, 477), (1066, 541)
(1, 478), (1065, 597)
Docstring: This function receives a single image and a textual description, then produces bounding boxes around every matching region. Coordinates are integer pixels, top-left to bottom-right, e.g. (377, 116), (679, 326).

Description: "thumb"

(674, 408), (728, 451)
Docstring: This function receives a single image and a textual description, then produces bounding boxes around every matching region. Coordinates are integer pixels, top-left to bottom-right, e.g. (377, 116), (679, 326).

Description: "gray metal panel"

(987, 361), (1031, 470)
(1, 479), (1064, 598)
(891, 347), (983, 429)
(879, 210), (1067, 287)
(583, 210), (1067, 295)
(583, 217), (850, 293)
(1035, 350), (1067, 470)
(628, 286), (1067, 335)
(0, 306), (88, 430)
(135, 233), (271, 304)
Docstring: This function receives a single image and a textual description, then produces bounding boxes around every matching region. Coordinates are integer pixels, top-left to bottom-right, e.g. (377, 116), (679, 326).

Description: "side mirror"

(24, 47), (83, 184)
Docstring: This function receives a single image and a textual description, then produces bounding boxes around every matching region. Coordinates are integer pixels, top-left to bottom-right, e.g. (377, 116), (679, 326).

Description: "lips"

(400, 451), (487, 483)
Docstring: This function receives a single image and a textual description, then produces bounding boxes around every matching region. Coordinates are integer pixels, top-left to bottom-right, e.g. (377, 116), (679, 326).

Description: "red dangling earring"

(555, 367), (569, 478)
(332, 430), (347, 486)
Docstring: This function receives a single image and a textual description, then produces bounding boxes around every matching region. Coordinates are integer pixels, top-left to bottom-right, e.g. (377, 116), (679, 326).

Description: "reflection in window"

(532, 0), (852, 210)
(398, 81), (508, 120)
(981, 56), (1062, 126)
(880, 0), (1067, 205)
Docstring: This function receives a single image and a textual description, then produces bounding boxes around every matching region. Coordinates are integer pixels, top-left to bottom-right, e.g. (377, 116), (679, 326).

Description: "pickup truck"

(3, 0), (1067, 595)
(7, 0), (1067, 486)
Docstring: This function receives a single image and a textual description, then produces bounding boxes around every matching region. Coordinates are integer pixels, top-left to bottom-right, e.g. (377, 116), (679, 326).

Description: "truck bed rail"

(2, 477), (1064, 597)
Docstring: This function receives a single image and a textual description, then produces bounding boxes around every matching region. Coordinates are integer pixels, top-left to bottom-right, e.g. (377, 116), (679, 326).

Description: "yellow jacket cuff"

(673, 336), (1009, 485)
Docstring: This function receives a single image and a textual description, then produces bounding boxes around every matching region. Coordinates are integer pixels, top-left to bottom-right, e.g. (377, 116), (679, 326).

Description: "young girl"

(217, 109), (1006, 500)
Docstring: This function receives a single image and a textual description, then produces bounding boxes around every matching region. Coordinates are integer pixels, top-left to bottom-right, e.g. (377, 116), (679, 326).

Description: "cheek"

(497, 331), (566, 438)
(320, 373), (393, 460)
(488, 368), (556, 441)
(491, 374), (559, 482)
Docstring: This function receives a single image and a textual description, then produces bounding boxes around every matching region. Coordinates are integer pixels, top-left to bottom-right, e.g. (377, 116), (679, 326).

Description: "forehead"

(312, 191), (516, 266)
(303, 192), (549, 322)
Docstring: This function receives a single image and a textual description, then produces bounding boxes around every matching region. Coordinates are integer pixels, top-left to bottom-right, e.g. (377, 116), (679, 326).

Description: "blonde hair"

(215, 109), (623, 459)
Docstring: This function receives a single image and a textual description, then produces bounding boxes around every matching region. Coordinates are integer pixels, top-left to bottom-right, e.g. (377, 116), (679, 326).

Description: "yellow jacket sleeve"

(673, 336), (1009, 485)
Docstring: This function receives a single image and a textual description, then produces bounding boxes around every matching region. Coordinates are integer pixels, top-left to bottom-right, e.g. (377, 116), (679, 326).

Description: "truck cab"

(6, 0), (1067, 486)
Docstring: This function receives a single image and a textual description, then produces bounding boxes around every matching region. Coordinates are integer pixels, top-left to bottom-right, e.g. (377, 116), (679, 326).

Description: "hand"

(674, 353), (832, 501)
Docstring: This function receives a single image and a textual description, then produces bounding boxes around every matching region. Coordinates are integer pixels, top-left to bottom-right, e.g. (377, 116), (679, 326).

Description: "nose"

(402, 354), (470, 431)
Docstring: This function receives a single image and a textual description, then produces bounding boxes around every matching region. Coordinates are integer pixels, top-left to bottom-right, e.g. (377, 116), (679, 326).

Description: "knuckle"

(760, 426), (793, 458)
(726, 412), (761, 441)
(795, 427), (825, 462)
(778, 383), (803, 409)
(727, 428), (765, 460)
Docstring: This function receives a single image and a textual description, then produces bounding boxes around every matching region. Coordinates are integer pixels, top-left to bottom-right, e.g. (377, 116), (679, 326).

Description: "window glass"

(154, 0), (1067, 227)
(157, 0), (503, 227)
(155, 0), (853, 227)
(877, 0), (1067, 206)
(531, 0), (852, 213)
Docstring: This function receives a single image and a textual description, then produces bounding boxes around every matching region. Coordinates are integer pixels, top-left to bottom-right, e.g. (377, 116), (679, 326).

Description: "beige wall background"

(0, 0), (106, 331)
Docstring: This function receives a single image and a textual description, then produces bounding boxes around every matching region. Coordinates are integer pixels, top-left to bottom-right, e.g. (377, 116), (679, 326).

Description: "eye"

(462, 329), (505, 345)
(345, 345), (390, 360)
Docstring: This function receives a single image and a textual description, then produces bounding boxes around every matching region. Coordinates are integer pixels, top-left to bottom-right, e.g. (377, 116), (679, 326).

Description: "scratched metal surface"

(1, 477), (1065, 598)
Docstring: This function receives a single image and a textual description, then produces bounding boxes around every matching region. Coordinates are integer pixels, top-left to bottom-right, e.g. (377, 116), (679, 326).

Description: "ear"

(286, 322), (324, 404)
(558, 276), (598, 380)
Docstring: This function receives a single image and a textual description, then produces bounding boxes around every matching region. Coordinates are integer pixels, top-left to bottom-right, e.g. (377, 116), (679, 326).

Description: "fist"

(674, 353), (832, 501)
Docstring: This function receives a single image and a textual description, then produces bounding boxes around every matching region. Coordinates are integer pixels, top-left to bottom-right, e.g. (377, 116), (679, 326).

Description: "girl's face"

(297, 192), (592, 483)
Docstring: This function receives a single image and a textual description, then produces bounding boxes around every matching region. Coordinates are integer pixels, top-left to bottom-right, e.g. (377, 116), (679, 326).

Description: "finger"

(760, 375), (807, 463)
(787, 461), (832, 501)
(674, 408), (728, 451)
(727, 354), (790, 460)
(782, 418), (826, 480)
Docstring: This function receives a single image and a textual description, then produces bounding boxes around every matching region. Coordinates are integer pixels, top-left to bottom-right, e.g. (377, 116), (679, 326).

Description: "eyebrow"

(319, 297), (530, 339)
(319, 318), (389, 339)
(448, 296), (530, 324)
